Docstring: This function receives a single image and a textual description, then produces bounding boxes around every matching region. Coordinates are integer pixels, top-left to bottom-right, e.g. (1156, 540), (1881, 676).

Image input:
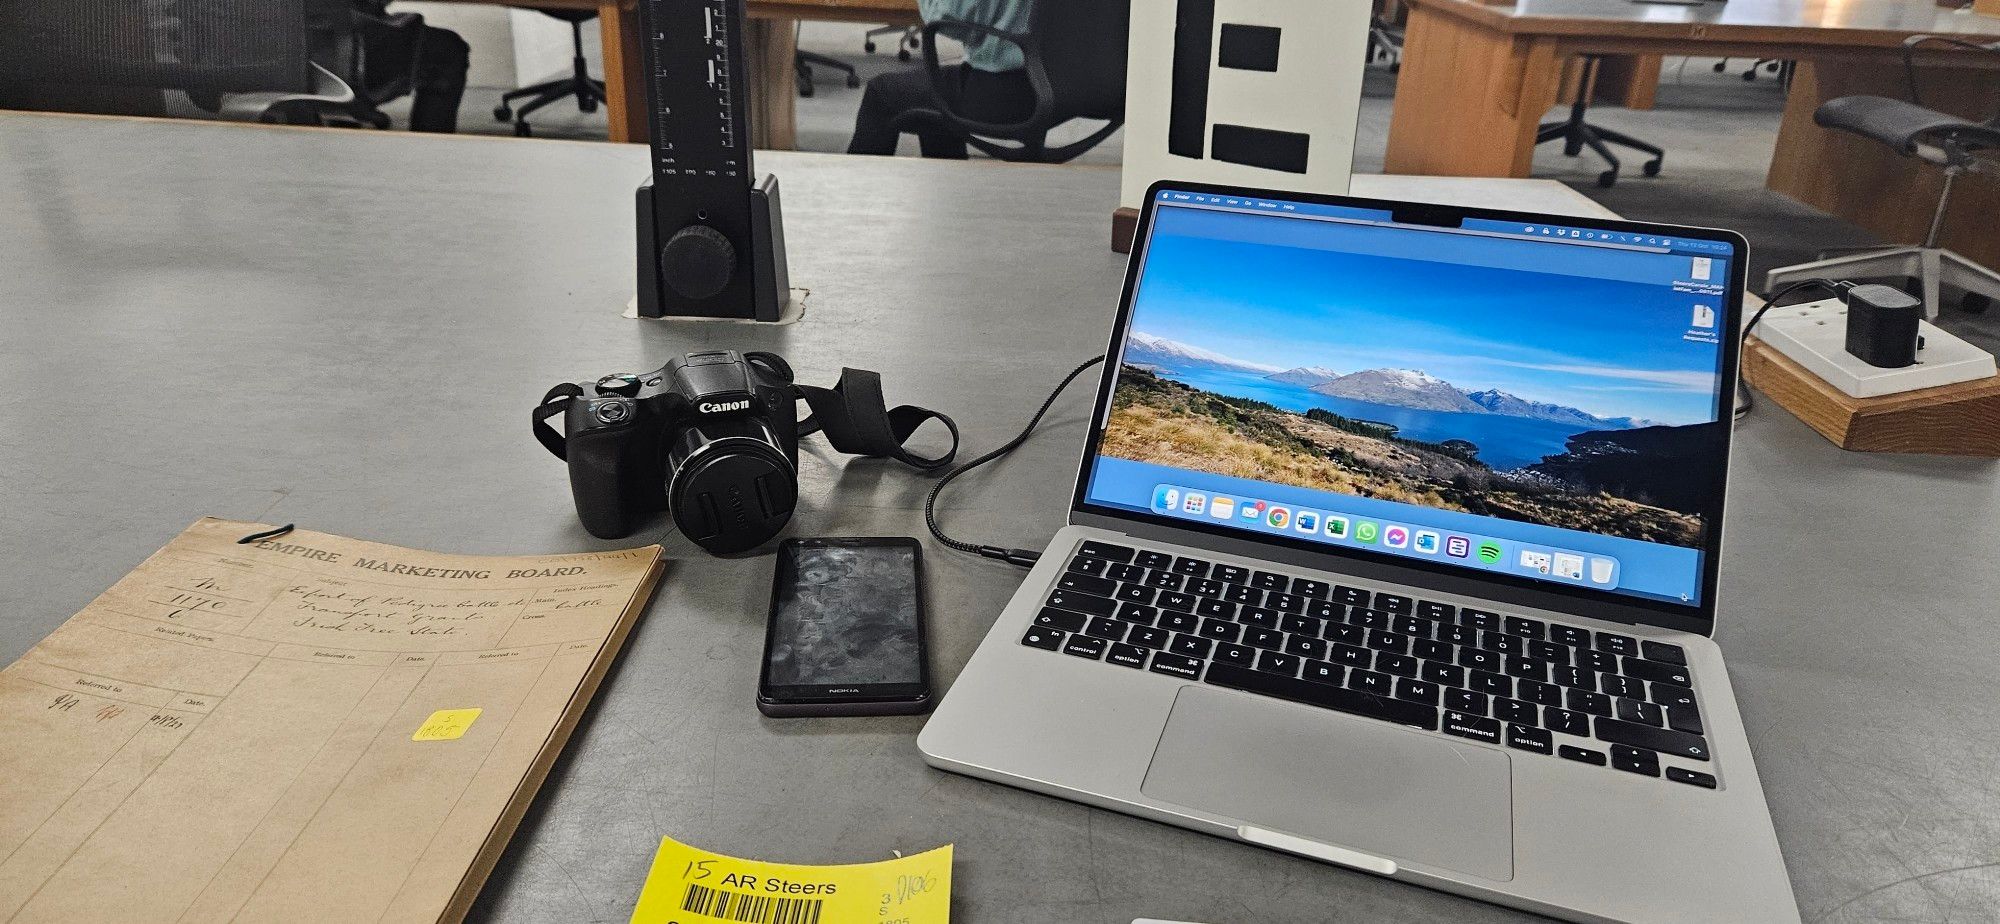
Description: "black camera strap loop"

(532, 382), (586, 461)
(794, 367), (960, 471)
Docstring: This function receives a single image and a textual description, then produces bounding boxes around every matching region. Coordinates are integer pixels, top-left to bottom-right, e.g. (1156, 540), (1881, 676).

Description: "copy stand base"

(634, 173), (790, 321)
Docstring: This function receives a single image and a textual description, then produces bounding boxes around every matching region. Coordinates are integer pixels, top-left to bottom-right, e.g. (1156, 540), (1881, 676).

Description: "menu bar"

(1151, 484), (1621, 589)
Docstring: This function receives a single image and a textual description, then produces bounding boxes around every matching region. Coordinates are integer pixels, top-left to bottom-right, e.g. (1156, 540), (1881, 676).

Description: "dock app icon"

(1153, 485), (1181, 514)
(1210, 497), (1236, 520)
(1325, 516), (1350, 539)
(1384, 526), (1409, 549)
(1181, 491), (1208, 515)
(1446, 536), (1470, 558)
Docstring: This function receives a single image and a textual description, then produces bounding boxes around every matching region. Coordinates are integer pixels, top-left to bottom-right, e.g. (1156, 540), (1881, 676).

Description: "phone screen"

(765, 540), (925, 692)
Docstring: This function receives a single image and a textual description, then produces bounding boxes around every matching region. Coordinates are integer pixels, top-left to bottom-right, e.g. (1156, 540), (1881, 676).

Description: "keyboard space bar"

(1204, 664), (1440, 732)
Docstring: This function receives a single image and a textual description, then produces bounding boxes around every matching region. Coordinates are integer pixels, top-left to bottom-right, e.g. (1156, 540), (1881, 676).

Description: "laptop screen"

(1079, 187), (1740, 609)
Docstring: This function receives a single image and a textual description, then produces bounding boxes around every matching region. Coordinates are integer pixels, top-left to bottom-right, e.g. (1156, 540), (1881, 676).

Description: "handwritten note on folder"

(0, 518), (664, 923)
(632, 835), (952, 924)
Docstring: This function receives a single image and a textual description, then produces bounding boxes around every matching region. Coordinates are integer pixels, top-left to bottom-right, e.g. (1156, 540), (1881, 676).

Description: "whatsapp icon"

(1355, 522), (1380, 543)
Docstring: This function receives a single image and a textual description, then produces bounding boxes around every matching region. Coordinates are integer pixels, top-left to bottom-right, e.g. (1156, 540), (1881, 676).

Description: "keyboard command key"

(1442, 711), (1501, 744)
(1149, 652), (1204, 680)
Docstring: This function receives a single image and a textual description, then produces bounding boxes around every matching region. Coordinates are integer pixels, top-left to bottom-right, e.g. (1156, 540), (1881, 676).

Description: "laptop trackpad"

(1141, 686), (1515, 881)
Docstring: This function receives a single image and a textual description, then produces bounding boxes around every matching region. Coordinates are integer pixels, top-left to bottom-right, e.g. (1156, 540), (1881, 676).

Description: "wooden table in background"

(422, 0), (918, 146)
(1386, 0), (2000, 265)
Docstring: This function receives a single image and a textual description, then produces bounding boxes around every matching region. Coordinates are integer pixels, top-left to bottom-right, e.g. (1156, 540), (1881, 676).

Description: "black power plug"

(1842, 284), (1924, 369)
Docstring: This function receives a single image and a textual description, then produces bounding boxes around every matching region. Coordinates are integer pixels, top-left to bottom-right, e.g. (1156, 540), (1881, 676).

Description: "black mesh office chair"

(1765, 37), (2000, 316)
(493, 9), (604, 136)
(0, 0), (357, 124)
(1535, 55), (1663, 188)
(890, 0), (1128, 163)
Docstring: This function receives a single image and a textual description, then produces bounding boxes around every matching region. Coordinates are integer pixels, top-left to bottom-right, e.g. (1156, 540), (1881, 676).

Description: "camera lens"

(593, 400), (629, 424)
(664, 417), (795, 554)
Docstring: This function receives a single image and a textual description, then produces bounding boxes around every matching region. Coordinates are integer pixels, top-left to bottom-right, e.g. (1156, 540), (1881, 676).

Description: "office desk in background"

(5, 111), (2000, 923)
(1387, 0), (2000, 267)
(423, 0), (918, 146)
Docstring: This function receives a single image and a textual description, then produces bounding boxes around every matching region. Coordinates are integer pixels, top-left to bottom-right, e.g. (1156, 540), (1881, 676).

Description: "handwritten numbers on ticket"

(412, 708), (483, 741)
(630, 835), (952, 924)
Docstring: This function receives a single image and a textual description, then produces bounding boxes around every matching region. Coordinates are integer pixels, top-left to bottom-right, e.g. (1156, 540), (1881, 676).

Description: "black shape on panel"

(1168, 0), (1216, 159)
(1218, 24), (1281, 71)
(1211, 123), (1311, 174)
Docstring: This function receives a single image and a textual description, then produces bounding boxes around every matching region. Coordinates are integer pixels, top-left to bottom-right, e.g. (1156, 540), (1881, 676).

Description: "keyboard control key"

(1610, 744), (1661, 777)
(1416, 600), (1455, 621)
(1559, 744), (1608, 766)
(1545, 707), (1590, 736)
(1460, 608), (1500, 631)
(1150, 652), (1204, 680)
(1506, 724), (1553, 755)
(1203, 663), (1438, 731)
(1568, 689), (1613, 717)
(1255, 650), (1300, 676)
(1034, 608), (1086, 632)
(1595, 717), (1709, 761)
(1243, 627), (1285, 650)
(1395, 678), (1440, 705)
(1495, 697), (1538, 725)
(1642, 640), (1688, 665)
(1046, 590), (1115, 617)
(1442, 711), (1502, 744)
(1624, 658), (1692, 688)
(1349, 669), (1392, 696)
(1159, 611), (1199, 633)
(1175, 556), (1212, 576)
(1214, 643), (1256, 666)
(1085, 617), (1128, 641)
(1616, 698), (1665, 726)
(1078, 541), (1136, 562)
(1067, 556), (1108, 576)
(1136, 550), (1174, 569)
(1058, 572), (1118, 596)
(1212, 564), (1248, 583)
(1595, 633), (1638, 657)
(1062, 636), (1107, 659)
(1285, 636), (1327, 660)
(1170, 635), (1213, 659)
(1446, 688), (1488, 714)
(1666, 766), (1717, 789)
(1128, 626), (1171, 649)
(1374, 593), (1413, 614)
(1291, 578), (1330, 599)
(1301, 659), (1344, 685)
(1504, 616), (1545, 639)
(1022, 627), (1064, 651)
(1550, 624), (1590, 647)
(1106, 643), (1148, 668)
(1251, 571), (1289, 591)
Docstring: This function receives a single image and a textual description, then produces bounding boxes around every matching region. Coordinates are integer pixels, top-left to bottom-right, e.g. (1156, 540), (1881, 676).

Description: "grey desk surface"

(2, 112), (1996, 924)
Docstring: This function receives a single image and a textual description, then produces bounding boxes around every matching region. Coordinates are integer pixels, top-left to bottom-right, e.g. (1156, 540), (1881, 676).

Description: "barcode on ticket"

(680, 883), (824, 924)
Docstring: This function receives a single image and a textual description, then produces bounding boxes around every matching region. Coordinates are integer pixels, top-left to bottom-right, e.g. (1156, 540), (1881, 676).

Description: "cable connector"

(974, 545), (1042, 567)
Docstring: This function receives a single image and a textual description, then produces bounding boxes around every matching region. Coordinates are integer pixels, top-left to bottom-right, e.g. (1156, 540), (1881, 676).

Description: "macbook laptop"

(919, 182), (1798, 923)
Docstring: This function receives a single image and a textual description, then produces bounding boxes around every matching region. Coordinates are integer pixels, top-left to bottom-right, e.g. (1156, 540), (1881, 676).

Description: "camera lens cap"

(670, 443), (794, 555)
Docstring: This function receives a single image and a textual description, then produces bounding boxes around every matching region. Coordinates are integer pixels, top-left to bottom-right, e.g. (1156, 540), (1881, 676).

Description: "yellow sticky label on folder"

(630, 835), (951, 924)
(412, 708), (482, 741)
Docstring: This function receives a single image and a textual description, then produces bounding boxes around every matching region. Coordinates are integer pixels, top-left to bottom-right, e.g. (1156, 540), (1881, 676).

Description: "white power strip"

(1751, 297), (1997, 398)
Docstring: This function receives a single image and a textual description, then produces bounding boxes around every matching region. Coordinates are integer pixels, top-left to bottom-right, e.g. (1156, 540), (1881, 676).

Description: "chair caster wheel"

(514, 122), (532, 137)
(799, 82), (815, 98)
(492, 105), (512, 122)
(1643, 159), (1662, 177)
(865, 40), (877, 53)
(1563, 142), (1582, 157)
(1742, 71), (1757, 81)
(846, 74), (861, 88)
(579, 99), (598, 114)
(1964, 293), (1993, 314)
(1597, 170), (1618, 188)
(898, 48), (912, 61)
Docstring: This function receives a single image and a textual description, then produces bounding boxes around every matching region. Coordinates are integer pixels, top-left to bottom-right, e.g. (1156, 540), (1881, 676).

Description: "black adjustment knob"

(659, 224), (735, 300)
(595, 373), (643, 396)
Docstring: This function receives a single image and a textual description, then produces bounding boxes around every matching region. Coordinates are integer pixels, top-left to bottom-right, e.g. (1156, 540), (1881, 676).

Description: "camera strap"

(532, 382), (586, 460)
(792, 367), (960, 471)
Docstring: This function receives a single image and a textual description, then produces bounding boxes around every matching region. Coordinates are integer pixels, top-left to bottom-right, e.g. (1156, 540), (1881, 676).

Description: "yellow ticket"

(629, 835), (951, 924)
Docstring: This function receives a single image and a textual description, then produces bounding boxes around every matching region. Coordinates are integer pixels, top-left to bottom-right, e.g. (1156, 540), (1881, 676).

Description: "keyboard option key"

(1506, 724), (1554, 755)
(1106, 643), (1148, 668)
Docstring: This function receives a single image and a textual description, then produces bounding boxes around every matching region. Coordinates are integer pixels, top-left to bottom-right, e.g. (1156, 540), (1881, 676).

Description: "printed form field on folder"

(0, 518), (664, 924)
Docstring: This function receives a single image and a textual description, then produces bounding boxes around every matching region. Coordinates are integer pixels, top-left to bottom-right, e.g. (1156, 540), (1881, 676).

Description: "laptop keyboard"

(1021, 540), (1717, 790)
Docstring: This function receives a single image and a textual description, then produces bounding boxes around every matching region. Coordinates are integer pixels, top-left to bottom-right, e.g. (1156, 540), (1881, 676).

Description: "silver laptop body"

(920, 183), (1798, 923)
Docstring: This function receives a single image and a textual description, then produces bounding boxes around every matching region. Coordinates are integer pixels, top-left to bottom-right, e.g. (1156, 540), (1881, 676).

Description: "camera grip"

(566, 427), (641, 539)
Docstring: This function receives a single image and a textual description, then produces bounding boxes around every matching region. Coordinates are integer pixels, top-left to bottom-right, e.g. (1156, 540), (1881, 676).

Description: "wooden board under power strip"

(1743, 335), (2000, 455)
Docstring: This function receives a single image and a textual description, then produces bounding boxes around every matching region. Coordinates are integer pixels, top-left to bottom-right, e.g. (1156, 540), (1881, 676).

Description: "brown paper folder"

(0, 518), (665, 923)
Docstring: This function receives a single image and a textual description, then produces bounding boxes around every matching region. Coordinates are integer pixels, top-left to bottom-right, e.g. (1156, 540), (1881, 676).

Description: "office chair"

(492, 9), (604, 137)
(1368, 17), (1403, 71)
(1535, 54), (1663, 188)
(865, 24), (921, 61)
(796, 23), (860, 98)
(890, 0), (1128, 163)
(0, 0), (358, 123)
(1765, 36), (2000, 317)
